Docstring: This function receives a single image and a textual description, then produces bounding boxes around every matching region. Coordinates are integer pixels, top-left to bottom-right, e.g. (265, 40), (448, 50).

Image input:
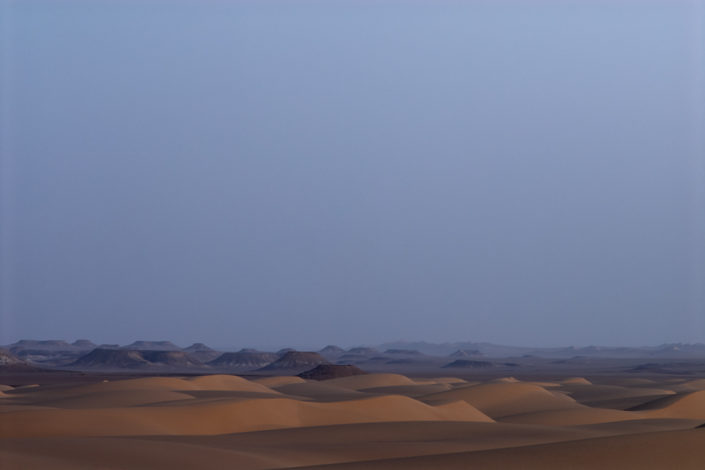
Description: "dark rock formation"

(298, 364), (367, 380)
(208, 351), (278, 369)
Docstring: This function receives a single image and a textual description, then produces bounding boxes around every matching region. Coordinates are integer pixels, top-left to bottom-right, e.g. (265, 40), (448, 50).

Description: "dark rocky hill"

(183, 343), (214, 352)
(208, 350), (278, 369)
(298, 364), (367, 380)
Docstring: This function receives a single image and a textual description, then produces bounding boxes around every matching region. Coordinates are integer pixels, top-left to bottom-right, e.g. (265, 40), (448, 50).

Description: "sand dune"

(420, 382), (578, 418)
(361, 383), (452, 397)
(254, 376), (307, 387)
(610, 377), (658, 386)
(2, 371), (704, 469)
(0, 436), (285, 470)
(560, 383), (676, 410)
(562, 377), (591, 385)
(499, 405), (643, 426)
(11, 389), (196, 409)
(491, 376), (519, 383)
(273, 382), (371, 401)
(669, 379), (705, 392)
(632, 390), (705, 419)
(411, 377), (467, 385)
(185, 374), (280, 393)
(323, 373), (417, 390)
(0, 421), (605, 470)
(289, 428), (705, 469)
(0, 392), (491, 438)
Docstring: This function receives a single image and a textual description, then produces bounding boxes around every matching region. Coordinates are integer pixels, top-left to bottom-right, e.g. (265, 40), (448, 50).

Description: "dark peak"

(183, 343), (214, 352)
(277, 348), (296, 356)
(298, 364), (367, 381)
(239, 348), (260, 353)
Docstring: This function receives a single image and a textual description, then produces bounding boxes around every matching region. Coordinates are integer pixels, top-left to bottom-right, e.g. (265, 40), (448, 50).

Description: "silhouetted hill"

(319, 345), (345, 358)
(208, 351), (278, 369)
(298, 364), (367, 380)
(183, 343), (214, 352)
(258, 351), (329, 371)
(182, 343), (220, 362)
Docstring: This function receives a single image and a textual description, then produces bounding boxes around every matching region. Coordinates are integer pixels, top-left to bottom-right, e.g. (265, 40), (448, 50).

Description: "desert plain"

(2, 343), (705, 468)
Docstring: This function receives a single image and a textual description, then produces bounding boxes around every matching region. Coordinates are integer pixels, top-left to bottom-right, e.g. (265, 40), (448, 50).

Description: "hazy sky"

(1, 0), (704, 348)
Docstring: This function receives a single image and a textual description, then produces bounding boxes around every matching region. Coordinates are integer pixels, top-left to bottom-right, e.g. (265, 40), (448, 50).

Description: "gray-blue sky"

(1, 0), (704, 348)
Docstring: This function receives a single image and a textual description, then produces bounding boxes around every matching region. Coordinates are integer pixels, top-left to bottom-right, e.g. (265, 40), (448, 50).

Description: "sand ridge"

(1, 371), (704, 468)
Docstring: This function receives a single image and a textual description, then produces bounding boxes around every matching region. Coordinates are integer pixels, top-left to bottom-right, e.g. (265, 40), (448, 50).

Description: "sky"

(1, 0), (704, 349)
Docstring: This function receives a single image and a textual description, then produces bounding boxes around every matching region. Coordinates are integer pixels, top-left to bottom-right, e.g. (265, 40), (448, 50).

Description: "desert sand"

(1, 371), (704, 469)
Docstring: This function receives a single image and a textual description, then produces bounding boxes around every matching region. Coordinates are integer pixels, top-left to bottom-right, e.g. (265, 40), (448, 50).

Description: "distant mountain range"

(3, 339), (705, 373)
(376, 341), (705, 359)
